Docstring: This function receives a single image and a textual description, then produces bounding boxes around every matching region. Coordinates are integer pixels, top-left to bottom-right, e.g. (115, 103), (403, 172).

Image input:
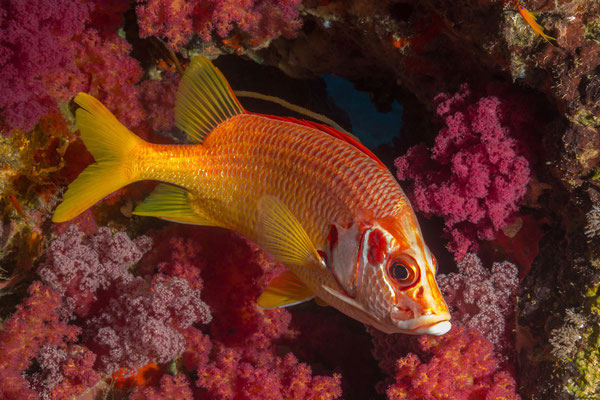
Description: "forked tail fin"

(52, 93), (145, 222)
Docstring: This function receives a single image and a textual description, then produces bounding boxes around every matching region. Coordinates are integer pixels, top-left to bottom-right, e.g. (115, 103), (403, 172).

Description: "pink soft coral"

(373, 327), (519, 400)
(38, 226), (212, 374)
(395, 84), (533, 260)
(136, 0), (303, 50)
(436, 253), (519, 361)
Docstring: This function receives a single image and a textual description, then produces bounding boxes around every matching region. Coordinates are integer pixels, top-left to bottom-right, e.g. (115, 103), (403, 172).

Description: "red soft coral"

(73, 30), (145, 129)
(129, 374), (195, 400)
(196, 345), (342, 400)
(377, 327), (519, 400)
(0, 281), (81, 400)
(395, 84), (533, 260)
(143, 225), (342, 399)
(135, 0), (303, 50)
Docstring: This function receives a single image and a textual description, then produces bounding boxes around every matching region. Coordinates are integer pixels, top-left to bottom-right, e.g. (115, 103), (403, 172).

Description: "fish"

(52, 56), (451, 335)
(517, 3), (557, 45)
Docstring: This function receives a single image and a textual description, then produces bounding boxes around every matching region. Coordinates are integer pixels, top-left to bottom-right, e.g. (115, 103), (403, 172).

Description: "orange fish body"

(517, 3), (556, 44)
(53, 57), (451, 335)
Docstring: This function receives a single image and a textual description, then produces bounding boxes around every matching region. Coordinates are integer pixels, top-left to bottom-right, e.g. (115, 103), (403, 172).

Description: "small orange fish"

(517, 3), (557, 45)
(53, 57), (451, 335)
(8, 194), (25, 218)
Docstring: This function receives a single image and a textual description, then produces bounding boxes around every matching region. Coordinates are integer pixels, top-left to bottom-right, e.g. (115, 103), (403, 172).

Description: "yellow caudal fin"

(52, 93), (144, 222)
(175, 56), (244, 144)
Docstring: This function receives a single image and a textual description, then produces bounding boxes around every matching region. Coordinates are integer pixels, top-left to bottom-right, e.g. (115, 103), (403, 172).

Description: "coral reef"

(1, 0), (600, 398)
(143, 226), (343, 399)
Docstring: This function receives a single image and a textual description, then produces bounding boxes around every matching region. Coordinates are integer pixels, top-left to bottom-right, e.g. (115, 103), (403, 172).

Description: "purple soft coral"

(436, 253), (519, 361)
(86, 274), (211, 373)
(395, 84), (532, 260)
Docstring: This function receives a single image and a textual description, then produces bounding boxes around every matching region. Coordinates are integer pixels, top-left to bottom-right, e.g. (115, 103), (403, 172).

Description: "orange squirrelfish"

(517, 3), (557, 45)
(53, 57), (451, 335)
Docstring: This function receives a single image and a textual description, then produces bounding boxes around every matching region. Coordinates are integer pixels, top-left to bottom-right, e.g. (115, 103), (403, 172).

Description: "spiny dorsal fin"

(258, 269), (314, 309)
(175, 56), (244, 144)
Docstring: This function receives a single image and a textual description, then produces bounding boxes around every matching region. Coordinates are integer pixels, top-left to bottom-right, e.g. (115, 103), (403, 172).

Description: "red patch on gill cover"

(367, 229), (386, 265)
(248, 112), (387, 169)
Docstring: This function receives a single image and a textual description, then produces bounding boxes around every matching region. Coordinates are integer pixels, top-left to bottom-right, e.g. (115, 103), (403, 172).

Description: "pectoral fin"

(256, 196), (323, 268)
(133, 184), (218, 226)
(258, 270), (314, 309)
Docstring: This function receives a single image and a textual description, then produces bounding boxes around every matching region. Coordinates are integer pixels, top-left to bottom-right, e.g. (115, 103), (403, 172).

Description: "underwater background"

(1, 0), (599, 399)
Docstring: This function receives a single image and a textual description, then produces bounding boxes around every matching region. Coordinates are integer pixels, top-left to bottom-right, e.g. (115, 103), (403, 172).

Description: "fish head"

(325, 216), (451, 335)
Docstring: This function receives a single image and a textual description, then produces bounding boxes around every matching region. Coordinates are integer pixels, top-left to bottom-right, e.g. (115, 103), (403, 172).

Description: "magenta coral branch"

(0, 0), (90, 133)
(395, 84), (533, 260)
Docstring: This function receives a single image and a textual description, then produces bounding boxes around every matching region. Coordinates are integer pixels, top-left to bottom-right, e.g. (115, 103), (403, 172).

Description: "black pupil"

(391, 263), (409, 280)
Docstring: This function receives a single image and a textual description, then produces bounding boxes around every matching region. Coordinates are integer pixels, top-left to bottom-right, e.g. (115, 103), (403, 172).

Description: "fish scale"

(138, 113), (409, 251)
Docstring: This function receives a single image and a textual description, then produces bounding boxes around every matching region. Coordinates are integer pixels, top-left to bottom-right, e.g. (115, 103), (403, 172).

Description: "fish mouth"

(394, 312), (452, 336)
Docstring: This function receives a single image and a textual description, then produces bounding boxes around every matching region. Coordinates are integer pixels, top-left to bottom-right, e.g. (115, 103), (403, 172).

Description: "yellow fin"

(53, 93), (144, 222)
(258, 270), (314, 309)
(132, 184), (217, 225)
(256, 196), (323, 268)
(175, 56), (244, 143)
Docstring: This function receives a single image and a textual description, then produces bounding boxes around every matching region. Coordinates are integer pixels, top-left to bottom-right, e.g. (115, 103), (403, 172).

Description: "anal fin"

(132, 184), (217, 226)
(258, 270), (314, 309)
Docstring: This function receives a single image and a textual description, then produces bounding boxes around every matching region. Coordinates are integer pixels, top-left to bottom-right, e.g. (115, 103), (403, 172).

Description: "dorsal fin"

(248, 112), (386, 169)
(175, 56), (244, 144)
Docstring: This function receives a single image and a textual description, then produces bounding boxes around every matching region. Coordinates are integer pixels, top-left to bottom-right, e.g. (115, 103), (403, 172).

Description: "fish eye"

(388, 256), (419, 288)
